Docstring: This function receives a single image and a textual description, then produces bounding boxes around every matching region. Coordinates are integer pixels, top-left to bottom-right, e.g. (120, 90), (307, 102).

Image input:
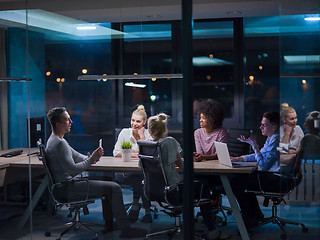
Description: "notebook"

(214, 141), (255, 168)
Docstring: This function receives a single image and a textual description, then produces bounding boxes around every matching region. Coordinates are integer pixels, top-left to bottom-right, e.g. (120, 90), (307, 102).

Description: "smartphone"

(99, 139), (103, 148)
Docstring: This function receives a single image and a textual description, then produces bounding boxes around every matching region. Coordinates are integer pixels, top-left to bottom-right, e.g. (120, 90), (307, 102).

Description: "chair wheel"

(221, 221), (227, 226)
(280, 233), (287, 240)
(302, 227), (308, 233)
(153, 213), (158, 219)
(45, 231), (51, 237)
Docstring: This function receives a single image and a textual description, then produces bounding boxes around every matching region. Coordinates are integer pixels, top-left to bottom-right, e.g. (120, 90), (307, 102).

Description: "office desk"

(0, 148), (41, 187)
(7, 155), (253, 240)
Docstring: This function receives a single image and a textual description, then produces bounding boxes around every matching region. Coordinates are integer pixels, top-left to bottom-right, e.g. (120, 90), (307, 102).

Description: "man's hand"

(237, 135), (257, 147)
(231, 156), (244, 162)
(90, 147), (104, 164)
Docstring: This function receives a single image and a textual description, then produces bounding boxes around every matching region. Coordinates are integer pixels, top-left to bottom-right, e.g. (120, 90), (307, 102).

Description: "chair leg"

(46, 208), (103, 239)
(252, 204), (308, 238)
(146, 215), (182, 239)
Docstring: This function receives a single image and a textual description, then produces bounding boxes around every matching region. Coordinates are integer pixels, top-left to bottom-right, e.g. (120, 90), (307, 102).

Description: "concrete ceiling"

(0, 0), (319, 23)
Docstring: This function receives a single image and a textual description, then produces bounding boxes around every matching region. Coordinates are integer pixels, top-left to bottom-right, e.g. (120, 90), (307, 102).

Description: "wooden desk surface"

(6, 155), (255, 174)
(0, 148), (38, 168)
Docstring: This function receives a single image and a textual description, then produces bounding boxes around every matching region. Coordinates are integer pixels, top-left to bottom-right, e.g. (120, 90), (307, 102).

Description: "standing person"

(193, 99), (228, 162)
(279, 103), (304, 154)
(46, 107), (146, 238)
(230, 112), (280, 231)
(148, 113), (227, 240)
(113, 105), (152, 223)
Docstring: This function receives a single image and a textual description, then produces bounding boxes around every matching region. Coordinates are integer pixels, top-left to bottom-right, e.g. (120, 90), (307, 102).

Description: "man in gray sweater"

(46, 107), (146, 238)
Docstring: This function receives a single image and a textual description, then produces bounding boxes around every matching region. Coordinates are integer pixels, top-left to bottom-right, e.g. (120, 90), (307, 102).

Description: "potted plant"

(121, 141), (132, 162)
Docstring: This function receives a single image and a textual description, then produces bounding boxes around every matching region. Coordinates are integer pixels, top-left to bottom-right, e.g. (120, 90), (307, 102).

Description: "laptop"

(214, 141), (255, 168)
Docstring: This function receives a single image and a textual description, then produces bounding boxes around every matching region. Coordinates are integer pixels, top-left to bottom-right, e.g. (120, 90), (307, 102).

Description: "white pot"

(122, 149), (132, 162)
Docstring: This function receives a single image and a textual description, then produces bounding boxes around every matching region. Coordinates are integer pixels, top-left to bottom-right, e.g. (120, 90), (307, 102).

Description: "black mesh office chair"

(37, 141), (104, 240)
(138, 140), (211, 239)
(247, 149), (309, 240)
(227, 128), (253, 157)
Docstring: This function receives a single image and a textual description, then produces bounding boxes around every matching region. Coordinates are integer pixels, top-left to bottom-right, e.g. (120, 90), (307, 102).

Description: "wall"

(7, 28), (46, 148)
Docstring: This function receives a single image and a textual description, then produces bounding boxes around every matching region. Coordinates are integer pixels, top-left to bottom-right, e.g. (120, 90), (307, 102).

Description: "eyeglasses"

(260, 124), (270, 128)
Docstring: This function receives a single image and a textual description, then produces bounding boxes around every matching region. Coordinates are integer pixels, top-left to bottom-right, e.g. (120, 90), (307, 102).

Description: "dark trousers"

(54, 178), (128, 228)
(167, 180), (216, 232)
(115, 172), (151, 209)
(231, 172), (293, 222)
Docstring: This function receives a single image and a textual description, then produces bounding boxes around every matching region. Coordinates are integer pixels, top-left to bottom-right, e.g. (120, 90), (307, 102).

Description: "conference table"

(1, 149), (255, 240)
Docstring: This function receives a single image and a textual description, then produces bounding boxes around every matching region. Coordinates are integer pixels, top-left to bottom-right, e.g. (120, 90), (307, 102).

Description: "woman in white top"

(279, 103), (304, 154)
(113, 105), (152, 223)
(113, 105), (152, 158)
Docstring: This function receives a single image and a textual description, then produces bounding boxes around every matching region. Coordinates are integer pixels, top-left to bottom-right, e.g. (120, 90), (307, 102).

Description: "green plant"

(121, 141), (132, 149)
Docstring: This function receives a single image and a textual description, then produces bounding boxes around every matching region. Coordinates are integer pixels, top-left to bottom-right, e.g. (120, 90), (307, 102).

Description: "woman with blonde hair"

(279, 103), (304, 154)
(148, 113), (225, 240)
(113, 105), (152, 223)
(113, 105), (150, 158)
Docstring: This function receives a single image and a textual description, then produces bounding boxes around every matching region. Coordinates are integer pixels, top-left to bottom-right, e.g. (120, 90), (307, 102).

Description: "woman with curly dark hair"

(193, 99), (228, 162)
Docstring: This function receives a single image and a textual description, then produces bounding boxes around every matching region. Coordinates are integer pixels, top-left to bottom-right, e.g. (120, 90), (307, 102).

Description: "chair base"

(45, 209), (104, 240)
(253, 205), (308, 239)
(145, 215), (205, 240)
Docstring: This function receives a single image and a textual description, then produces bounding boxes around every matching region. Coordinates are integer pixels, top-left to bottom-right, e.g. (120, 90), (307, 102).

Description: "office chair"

(247, 150), (309, 240)
(227, 128), (253, 157)
(138, 140), (211, 239)
(37, 141), (104, 240)
(114, 128), (158, 220)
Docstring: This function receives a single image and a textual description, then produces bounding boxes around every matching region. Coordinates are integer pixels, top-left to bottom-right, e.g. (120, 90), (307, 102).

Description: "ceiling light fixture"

(76, 26), (97, 30)
(0, 78), (31, 82)
(226, 11), (242, 15)
(78, 73), (182, 81)
(125, 82), (146, 88)
(304, 17), (320, 21)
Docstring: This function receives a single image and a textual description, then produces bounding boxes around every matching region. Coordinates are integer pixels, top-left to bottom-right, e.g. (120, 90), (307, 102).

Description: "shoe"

(119, 227), (147, 238)
(103, 219), (114, 233)
(220, 231), (231, 240)
(207, 230), (221, 240)
(127, 206), (140, 222)
(244, 217), (259, 230)
(140, 213), (152, 223)
(215, 215), (223, 224)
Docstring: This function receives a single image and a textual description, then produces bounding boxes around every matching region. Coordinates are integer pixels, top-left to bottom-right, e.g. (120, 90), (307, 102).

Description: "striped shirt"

(194, 128), (228, 155)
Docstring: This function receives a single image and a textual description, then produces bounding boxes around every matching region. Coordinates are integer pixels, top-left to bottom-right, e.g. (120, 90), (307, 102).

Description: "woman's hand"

(193, 152), (204, 162)
(137, 127), (146, 140)
(90, 147), (104, 164)
(131, 151), (139, 158)
(283, 123), (294, 136)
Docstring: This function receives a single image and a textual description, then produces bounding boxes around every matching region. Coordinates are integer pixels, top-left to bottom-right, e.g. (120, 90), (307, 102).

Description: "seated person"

(279, 103), (304, 154)
(283, 111), (320, 174)
(148, 113), (225, 240)
(193, 99), (228, 161)
(46, 107), (146, 238)
(230, 112), (282, 231)
(300, 111), (320, 156)
(113, 105), (152, 223)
